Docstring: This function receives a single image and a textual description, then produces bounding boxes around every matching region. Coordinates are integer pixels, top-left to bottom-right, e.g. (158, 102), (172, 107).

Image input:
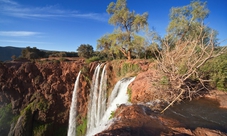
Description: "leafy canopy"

(97, 0), (148, 60)
(77, 44), (94, 58)
(166, 0), (218, 47)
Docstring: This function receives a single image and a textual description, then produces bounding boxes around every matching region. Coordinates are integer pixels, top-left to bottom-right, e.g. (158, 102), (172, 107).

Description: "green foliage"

(200, 52), (227, 91)
(37, 98), (49, 112)
(0, 104), (14, 134)
(109, 111), (115, 119)
(49, 52), (67, 57)
(168, 0), (209, 34)
(85, 56), (101, 64)
(59, 57), (69, 62)
(47, 51), (78, 58)
(76, 117), (87, 136)
(53, 59), (60, 64)
(159, 76), (170, 85)
(120, 63), (140, 77)
(20, 102), (33, 118)
(77, 44), (94, 58)
(21, 46), (46, 60)
(166, 0), (218, 47)
(127, 88), (132, 102)
(99, 0), (148, 60)
(33, 123), (50, 136)
(22, 94), (50, 115)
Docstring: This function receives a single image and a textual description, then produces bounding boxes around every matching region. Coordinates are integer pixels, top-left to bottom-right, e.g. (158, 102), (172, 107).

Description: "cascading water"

(67, 71), (81, 136)
(87, 64), (107, 135)
(101, 77), (135, 123)
(97, 65), (107, 123)
(86, 74), (135, 136)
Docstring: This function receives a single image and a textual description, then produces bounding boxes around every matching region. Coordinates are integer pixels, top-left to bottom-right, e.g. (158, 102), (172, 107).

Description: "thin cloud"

(0, 0), (18, 5)
(72, 13), (108, 22)
(0, 31), (41, 37)
(0, 0), (108, 22)
(0, 39), (51, 44)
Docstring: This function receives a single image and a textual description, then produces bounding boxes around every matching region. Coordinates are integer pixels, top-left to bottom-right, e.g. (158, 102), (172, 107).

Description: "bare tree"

(154, 24), (226, 113)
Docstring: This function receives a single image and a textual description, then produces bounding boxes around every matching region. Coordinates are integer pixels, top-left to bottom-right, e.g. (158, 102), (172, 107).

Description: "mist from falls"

(86, 64), (135, 135)
(67, 71), (81, 136)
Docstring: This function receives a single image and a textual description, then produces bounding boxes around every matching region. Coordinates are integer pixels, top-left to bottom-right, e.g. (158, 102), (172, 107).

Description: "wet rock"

(193, 127), (227, 136)
(205, 90), (227, 109)
(96, 104), (227, 136)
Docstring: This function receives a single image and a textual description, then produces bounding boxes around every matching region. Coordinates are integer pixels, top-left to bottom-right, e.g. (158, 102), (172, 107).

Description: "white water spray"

(97, 65), (107, 123)
(67, 71), (81, 136)
(86, 76), (135, 136)
(102, 77), (135, 123)
(87, 64), (108, 134)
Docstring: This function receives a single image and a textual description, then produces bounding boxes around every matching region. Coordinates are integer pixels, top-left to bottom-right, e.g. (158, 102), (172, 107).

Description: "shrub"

(109, 111), (115, 119)
(76, 117), (87, 136)
(200, 52), (227, 91)
(85, 56), (101, 64)
(77, 44), (94, 58)
(0, 104), (14, 134)
(53, 59), (60, 64)
(120, 63), (140, 77)
(127, 88), (132, 102)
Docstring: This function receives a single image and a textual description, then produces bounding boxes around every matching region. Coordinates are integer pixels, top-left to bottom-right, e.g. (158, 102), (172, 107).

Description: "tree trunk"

(127, 50), (131, 60)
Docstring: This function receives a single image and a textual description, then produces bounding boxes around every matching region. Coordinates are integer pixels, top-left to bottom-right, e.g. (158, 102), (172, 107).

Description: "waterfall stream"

(67, 71), (81, 136)
(86, 66), (135, 136)
(87, 64), (107, 134)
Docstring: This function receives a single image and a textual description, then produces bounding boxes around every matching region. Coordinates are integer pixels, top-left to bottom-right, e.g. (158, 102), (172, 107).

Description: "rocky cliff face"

(0, 60), (90, 136)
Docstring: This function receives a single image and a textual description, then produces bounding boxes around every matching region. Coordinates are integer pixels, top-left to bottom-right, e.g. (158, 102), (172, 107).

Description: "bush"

(77, 44), (94, 58)
(85, 56), (101, 64)
(127, 88), (132, 102)
(200, 52), (227, 91)
(119, 62), (140, 77)
(109, 111), (115, 119)
(76, 117), (87, 136)
(0, 104), (14, 135)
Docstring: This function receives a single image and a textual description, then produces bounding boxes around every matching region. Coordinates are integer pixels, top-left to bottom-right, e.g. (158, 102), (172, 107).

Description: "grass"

(76, 116), (87, 136)
(127, 88), (132, 102)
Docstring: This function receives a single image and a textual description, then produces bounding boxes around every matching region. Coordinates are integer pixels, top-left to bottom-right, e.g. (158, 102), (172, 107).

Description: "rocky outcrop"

(96, 104), (227, 136)
(128, 66), (172, 107)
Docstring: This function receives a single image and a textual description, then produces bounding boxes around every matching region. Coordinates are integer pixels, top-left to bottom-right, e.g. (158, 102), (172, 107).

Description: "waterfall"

(86, 75), (135, 136)
(97, 65), (107, 123)
(87, 64), (107, 134)
(67, 71), (81, 136)
(101, 77), (135, 123)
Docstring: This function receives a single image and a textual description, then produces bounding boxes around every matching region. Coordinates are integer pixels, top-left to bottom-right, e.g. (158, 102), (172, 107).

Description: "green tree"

(100, 0), (148, 60)
(21, 46), (46, 60)
(77, 44), (94, 58)
(166, 0), (218, 47)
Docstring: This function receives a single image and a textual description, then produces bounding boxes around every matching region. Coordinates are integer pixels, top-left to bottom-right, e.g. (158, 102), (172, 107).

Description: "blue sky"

(0, 0), (226, 52)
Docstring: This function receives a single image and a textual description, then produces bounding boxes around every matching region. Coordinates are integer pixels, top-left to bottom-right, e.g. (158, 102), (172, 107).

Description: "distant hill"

(0, 46), (23, 61)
